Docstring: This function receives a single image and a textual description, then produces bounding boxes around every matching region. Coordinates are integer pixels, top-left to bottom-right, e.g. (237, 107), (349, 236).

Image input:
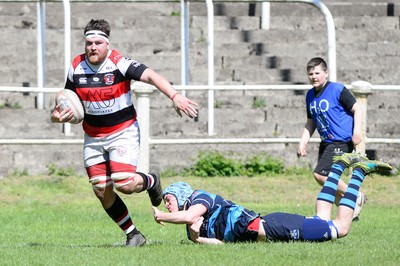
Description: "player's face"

(85, 37), (109, 65)
(308, 65), (328, 90)
(164, 194), (179, 212)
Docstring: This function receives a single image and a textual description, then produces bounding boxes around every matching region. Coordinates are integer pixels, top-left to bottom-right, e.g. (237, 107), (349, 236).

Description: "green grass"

(0, 173), (399, 266)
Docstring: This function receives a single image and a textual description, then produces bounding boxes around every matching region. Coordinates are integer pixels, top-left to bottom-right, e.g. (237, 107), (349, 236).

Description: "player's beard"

(87, 51), (107, 65)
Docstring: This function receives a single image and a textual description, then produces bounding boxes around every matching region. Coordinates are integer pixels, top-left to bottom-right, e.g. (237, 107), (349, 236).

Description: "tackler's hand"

(152, 206), (166, 226)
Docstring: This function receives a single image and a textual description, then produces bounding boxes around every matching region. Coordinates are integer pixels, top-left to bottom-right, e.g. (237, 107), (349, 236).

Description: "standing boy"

(297, 57), (364, 220)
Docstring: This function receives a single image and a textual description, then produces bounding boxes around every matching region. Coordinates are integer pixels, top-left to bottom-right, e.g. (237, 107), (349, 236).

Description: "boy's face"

(164, 194), (179, 212)
(308, 65), (328, 90)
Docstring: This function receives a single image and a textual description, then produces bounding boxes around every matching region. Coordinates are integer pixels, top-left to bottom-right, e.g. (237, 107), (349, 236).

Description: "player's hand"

(50, 104), (74, 123)
(297, 144), (307, 157)
(172, 94), (198, 119)
(152, 206), (166, 226)
(189, 216), (204, 240)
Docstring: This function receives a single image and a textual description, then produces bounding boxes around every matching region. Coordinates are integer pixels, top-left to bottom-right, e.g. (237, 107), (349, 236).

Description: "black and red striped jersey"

(65, 50), (148, 137)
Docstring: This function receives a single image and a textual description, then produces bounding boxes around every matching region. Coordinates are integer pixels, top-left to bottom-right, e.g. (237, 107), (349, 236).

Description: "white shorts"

(83, 122), (141, 187)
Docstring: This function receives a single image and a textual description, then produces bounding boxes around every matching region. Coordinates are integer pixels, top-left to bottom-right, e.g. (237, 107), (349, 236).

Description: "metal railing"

(1, 0), (337, 136)
(1, 82), (399, 172)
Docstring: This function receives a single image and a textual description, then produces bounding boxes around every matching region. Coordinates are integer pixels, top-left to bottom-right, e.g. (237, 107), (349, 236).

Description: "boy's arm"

(152, 204), (207, 225)
(188, 216), (223, 245)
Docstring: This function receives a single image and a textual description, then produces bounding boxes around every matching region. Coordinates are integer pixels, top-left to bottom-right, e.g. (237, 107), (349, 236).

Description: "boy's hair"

(306, 57), (328, 72)
(84, 19), (111, 37)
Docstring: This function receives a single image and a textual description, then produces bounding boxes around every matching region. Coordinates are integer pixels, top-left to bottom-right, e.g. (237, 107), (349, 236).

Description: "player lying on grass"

(152, 152), (392, 244)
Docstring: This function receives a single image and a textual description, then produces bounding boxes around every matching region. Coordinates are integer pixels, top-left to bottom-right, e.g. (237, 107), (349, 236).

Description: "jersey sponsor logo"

(79, 77), (87, 84)
(132, 61), (141, 68)
(104, 74), (115, 85)
(90, 76), (102, 85)
(85, 88), (116, 111)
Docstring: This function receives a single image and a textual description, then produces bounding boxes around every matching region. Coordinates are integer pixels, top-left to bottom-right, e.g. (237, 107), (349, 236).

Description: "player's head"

(84, 19), (110, 65)
(84, 19), (110, 39)
(162, 182), (194, 211)
(306, 57), (328, 89)
(306, 57), (327, 72)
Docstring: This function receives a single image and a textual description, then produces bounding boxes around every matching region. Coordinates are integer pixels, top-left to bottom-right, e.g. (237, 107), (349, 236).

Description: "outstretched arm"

(152, 204), (207, 225)
(140, 68), (198, 118)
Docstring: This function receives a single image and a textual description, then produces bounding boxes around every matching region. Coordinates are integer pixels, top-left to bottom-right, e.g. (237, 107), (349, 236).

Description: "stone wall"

(0, 1), (399, 176)
(1, 87), (399, 177)
(1, 1), (399, 87)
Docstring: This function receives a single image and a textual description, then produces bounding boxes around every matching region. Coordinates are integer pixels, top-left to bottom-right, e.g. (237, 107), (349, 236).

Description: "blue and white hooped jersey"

(185, 190), (258, 242)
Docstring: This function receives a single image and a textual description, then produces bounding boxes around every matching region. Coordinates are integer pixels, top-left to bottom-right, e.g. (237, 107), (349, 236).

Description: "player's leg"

(315, 157), (347, 220)
(315, 142), (357, 206)
(333, 149), (369, 220)
(314, 143), (345, 206)
(333, 159), (392, 238)
(315, 150), (369, 220)
(84, 133), (146, 247)
(302, 216), (338, 241)
(260, 212), (305, 242)
(108, 122), (163, 206)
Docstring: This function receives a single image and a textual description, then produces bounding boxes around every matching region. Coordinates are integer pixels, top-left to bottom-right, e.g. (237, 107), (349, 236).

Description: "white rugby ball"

(56, 89), (84, 124)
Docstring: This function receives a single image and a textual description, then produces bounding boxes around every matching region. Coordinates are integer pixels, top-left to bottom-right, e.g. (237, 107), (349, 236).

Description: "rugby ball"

(56, 89), (84, 124)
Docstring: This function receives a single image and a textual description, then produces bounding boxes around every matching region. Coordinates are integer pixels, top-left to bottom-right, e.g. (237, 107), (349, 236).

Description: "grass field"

(1, 172), (399, 266)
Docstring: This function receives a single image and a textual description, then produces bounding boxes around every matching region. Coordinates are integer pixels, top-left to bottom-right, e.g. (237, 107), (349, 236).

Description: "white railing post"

(134, 82), (155, 173)
(312, 0), (337, 82)
(350, 80), (372, 155)
(63, 0), (72, 136)
(181, 0), (189, 96)
(206, 0), (214, 136)
(36, 0), (46, 110)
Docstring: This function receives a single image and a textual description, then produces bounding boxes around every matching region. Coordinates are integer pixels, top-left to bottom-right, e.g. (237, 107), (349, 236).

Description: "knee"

(115, 185), (134, 194)
(338, 227), (350, 238)
(313, 173), (326, 185)
(113, 173), (142, 194)
(89, 176), (111, 199)
(335, 221), (351, 238)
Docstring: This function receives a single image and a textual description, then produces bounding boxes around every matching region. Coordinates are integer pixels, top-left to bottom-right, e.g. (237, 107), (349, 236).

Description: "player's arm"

(298, 118), (316, 156)
(350, 101), (362, 145)
(340, 88), (363, 145)
(140, 68), (177, 99)
(194, 237), (224, 245)
(140, 68), (198, 118)
(152, 204), (207, 225)
(188, 216), (223, 245)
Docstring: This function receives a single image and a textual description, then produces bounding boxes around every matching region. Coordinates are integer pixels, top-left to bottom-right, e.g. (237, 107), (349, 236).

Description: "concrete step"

(192, 15), (260, 31)
(270, 2), (396, 17)
(0, 108), (83, 139)
(269, 16), (399, 31)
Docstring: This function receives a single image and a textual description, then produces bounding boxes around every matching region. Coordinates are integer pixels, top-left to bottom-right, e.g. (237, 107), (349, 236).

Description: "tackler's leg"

(334, 159), (392, 238)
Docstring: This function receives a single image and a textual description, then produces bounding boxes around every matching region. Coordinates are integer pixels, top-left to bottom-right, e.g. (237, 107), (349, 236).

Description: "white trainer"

(352, 192), (367, 221)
